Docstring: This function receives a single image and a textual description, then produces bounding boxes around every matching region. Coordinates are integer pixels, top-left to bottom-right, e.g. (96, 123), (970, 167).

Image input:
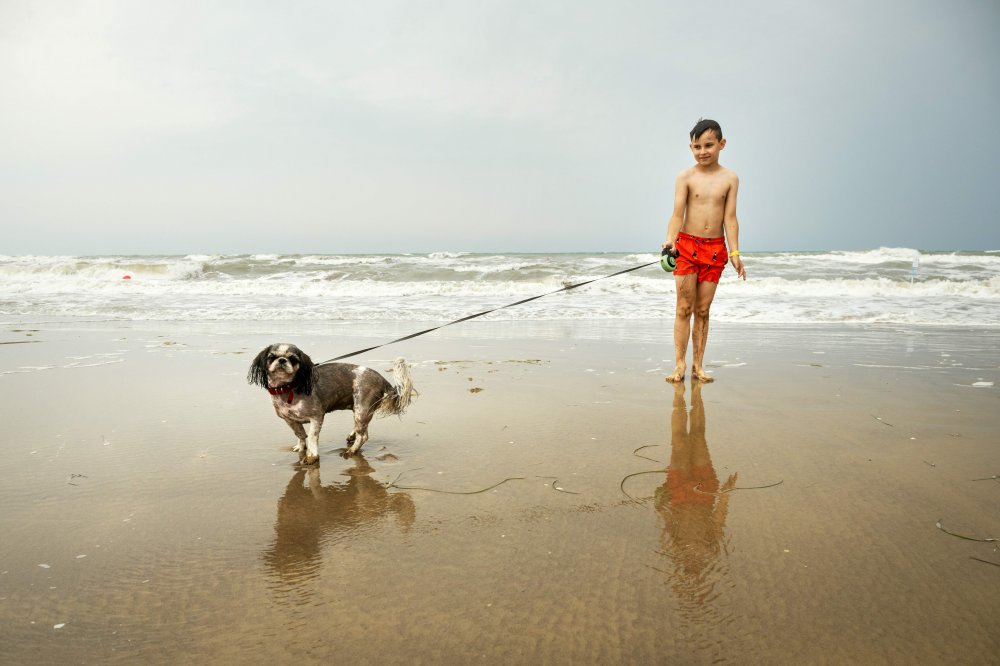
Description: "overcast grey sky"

(2, 0), (998, 255)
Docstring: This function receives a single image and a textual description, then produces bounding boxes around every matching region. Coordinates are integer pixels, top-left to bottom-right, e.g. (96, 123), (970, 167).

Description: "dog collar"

(267, 385), (295, 404)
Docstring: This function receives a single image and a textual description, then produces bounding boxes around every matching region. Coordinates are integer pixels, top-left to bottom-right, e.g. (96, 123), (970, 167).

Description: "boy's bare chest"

(687, 178), (729, 206)
(683, 174), (729, 234)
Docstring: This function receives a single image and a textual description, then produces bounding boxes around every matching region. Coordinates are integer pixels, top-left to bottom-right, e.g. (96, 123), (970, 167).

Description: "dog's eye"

(287, 356), (299, 365)
(267, 354), (276, 361)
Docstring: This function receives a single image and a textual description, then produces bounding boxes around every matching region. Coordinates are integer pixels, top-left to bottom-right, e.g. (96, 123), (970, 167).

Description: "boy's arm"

(723, 174), (746, 280)
(663, 173), (687, 254)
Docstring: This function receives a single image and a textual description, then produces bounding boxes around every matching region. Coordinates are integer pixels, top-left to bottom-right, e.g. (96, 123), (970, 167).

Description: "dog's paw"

(292, 443), (304, 452)
(302, 455), (319, 465)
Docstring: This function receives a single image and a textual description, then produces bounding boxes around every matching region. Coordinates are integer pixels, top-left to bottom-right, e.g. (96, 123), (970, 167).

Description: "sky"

(1, 0), (998, 255)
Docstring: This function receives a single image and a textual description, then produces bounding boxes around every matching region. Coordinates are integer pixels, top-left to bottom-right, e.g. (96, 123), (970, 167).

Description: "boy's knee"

(675, 303), (693, 318)
(695, 305), (711, 319)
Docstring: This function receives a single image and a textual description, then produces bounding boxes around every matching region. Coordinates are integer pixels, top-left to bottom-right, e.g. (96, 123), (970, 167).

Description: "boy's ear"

(719, 138), (726, 149)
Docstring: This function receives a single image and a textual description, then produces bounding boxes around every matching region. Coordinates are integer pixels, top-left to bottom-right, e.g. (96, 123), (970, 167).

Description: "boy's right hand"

(661, 241), (678, 258)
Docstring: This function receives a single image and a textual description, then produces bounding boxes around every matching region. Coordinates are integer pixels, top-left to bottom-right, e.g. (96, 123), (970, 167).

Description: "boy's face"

(689, 130), (725, 166)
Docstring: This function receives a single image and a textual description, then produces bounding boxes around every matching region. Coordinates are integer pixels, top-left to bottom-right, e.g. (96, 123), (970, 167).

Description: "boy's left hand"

(731, 256), (746, 280)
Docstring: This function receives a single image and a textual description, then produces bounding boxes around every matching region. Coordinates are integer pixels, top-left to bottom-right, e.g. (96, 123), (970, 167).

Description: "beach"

(1, 318), (997, 664)
(5, 0), (1000, 659)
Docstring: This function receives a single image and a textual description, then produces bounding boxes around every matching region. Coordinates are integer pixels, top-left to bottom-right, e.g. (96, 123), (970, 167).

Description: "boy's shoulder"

(717, 165), (739, 185)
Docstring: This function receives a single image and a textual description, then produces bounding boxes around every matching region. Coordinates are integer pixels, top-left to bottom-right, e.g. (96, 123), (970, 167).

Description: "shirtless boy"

(662, 119), (746, 383)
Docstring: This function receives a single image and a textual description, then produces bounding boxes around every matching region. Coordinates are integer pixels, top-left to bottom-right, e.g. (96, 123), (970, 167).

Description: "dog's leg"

(303, 417), (323, 465)
(306, 467), (323, 499)
(345, 409), (372, 455)
(287, 420), (308, 461)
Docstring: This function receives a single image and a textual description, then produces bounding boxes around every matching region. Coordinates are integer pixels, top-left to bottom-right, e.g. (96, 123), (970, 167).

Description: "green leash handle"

(660, 246), (677, 272)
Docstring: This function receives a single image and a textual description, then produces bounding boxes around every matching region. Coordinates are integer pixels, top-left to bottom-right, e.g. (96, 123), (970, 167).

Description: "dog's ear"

(294, 350), (314, 396)
(247, 347), (271, 388)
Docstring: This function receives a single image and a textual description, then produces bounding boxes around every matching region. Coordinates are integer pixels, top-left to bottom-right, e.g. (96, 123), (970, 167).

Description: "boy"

(662, 118), (746, 383)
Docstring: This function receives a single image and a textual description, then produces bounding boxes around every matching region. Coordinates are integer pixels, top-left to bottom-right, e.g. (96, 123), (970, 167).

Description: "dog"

(248, 344), (414, 463)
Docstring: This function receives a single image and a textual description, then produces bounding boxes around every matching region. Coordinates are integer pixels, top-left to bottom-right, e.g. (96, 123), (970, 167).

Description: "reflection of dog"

(248, 343), (415, 463)
(262, 457), (415, 582)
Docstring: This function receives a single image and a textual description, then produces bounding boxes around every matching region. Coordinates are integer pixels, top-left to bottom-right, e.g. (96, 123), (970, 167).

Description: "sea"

(1, 248), (998, 328)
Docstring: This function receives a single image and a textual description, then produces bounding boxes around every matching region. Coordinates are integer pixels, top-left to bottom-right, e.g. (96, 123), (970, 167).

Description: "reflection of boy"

(655, 382), (737, 579)
(662, 119), (746, 383)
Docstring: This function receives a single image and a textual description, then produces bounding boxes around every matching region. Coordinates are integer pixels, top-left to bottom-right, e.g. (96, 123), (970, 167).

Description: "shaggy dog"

(248, 344), (414, 463)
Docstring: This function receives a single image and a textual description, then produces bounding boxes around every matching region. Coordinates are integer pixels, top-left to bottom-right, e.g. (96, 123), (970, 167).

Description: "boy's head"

(690, 118), (722, 142)
(689, 118), (725, 166)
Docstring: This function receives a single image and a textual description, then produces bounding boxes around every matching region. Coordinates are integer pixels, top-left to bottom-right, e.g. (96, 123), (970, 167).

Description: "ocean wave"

(1, 251), (998, 326)
(831, 247), (921, 263)
(428, 251), (469, 260)
(0, 255), (208, 281)
(2, 270), (995, 299)
(743, 275), (1000, 299)
(755, 248), (1000, 269)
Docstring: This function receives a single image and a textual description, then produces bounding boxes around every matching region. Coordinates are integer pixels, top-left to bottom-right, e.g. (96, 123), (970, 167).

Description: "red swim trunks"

(664, 464), (719, 506)
(673, 232), (729, 283)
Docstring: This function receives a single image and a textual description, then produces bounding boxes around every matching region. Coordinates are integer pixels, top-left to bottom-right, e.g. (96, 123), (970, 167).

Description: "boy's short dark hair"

(690, 118), (722, 141)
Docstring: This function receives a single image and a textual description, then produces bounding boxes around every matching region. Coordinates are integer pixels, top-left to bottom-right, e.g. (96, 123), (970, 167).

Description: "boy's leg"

(691, 279), (719, 382)
(666, 273), (697, 382)
(668, 380), (690, 468)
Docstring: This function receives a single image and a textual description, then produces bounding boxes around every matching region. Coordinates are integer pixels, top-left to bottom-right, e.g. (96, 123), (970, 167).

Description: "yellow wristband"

(730, 250), (740, 257)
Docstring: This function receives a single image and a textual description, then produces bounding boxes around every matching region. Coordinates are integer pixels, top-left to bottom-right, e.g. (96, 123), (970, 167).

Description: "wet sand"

(1, 321), (998, 664)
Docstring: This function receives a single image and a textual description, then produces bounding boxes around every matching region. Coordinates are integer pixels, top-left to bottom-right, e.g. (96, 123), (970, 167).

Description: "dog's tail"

(377, 358), (416, 417)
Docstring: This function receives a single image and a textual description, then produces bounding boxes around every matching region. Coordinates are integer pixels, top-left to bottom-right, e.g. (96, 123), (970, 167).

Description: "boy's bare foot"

(665, 365), (685, 383)
(692, 367), (714, 383)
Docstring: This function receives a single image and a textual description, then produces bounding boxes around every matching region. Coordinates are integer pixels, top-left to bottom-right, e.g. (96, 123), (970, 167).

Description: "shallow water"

(3, 249), (999, 326)
(1, 322), (997, 663)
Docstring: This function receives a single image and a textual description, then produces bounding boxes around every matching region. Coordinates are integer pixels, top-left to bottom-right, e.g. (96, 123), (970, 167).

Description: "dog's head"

(248, 343), (314, 395)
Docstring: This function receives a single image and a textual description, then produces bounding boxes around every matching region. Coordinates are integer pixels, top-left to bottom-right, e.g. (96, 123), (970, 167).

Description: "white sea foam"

(0, 251), (997, 326)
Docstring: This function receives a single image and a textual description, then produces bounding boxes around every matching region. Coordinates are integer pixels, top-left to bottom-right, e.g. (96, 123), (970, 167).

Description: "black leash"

(316, 257), (661, 365)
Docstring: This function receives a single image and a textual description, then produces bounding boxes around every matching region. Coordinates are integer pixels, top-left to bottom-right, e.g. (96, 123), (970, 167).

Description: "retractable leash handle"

(660, 245), (678, 273)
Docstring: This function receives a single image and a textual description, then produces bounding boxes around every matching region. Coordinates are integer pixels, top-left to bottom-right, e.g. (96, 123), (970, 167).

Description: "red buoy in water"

(122, 275), (132, 280)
